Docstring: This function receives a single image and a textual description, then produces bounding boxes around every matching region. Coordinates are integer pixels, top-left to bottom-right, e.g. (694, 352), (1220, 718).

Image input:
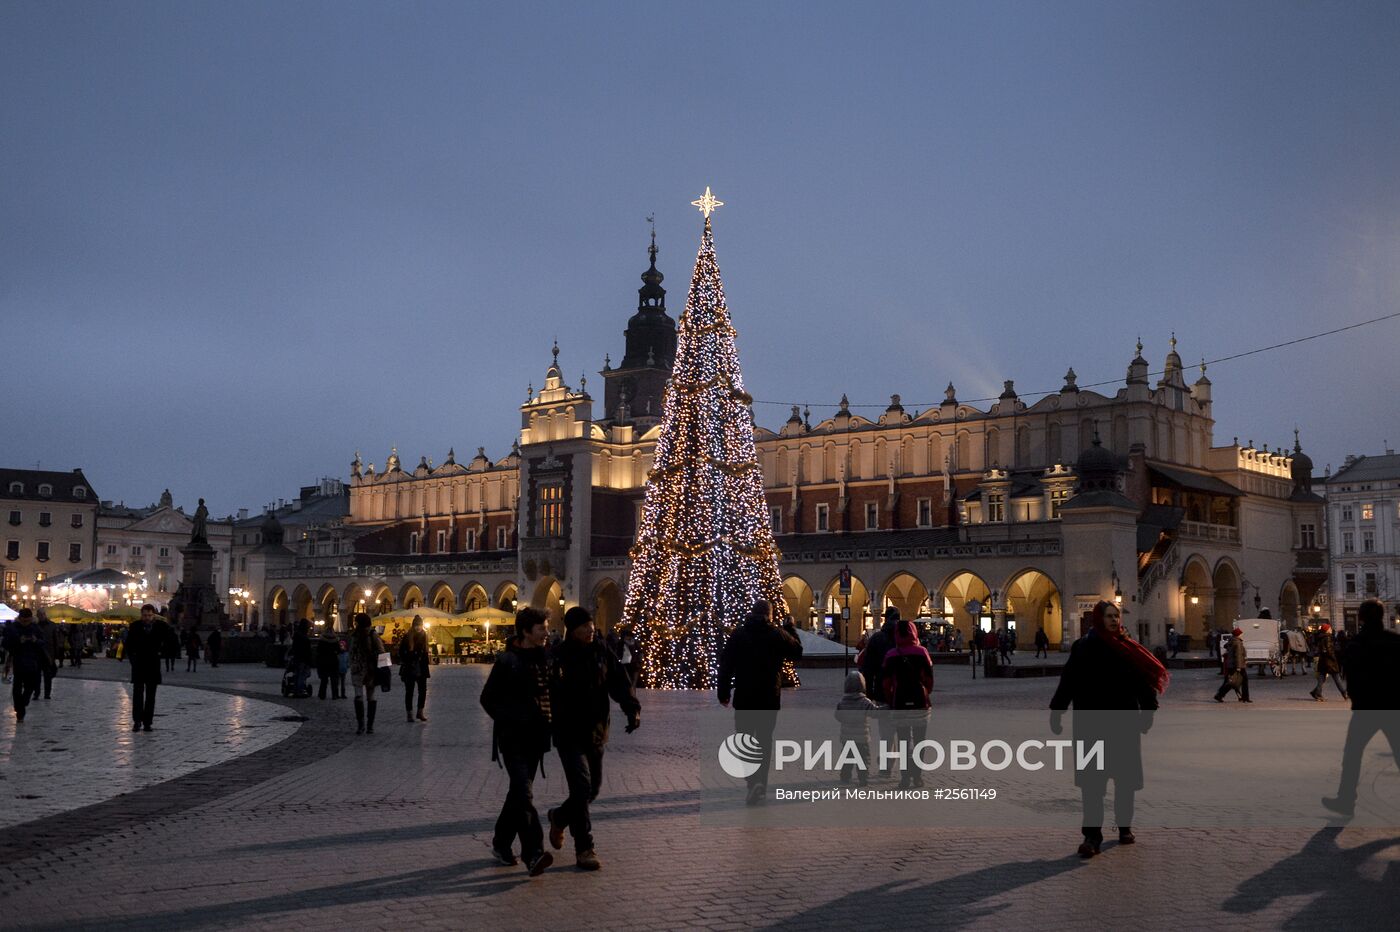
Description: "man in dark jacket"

(480, 607), (554, 876)
(35, 609), (60, 699)
(717, 599), (804, 804)
(205, 627), (222, 667)
(125, 605), (170, 732)
(859, 607), (899, 705)
(290, 619), (314, 696)
(2, 609), (46, 722)
(316, 625), (342, 699)
(1324, 600), (1400, 816)
(545, 607), (640, 871)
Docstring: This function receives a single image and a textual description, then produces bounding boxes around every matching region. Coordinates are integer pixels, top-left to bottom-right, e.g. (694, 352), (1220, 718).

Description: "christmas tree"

(622, 188), (785, 689)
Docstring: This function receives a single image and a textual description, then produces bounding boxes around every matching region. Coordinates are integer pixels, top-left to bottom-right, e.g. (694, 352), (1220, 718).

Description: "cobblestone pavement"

(0, 657), (1396, 931)
(0, 677), (299, 830)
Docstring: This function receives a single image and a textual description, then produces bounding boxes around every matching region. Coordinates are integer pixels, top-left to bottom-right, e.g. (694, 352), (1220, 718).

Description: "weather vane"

(691, 186), (724, 219)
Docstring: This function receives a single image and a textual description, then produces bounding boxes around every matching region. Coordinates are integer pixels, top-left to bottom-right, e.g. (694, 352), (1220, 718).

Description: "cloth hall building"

(258, 239), (1327, 651)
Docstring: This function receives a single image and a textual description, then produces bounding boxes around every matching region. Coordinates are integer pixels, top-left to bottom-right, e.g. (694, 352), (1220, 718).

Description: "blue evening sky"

(3, 1), (1398, 514)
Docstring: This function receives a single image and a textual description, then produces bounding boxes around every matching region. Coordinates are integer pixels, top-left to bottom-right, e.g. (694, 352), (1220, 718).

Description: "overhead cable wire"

(751, 310), (1400, 410)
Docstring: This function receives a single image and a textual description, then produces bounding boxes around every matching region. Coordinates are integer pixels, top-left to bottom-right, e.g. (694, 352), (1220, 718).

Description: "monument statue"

(191, 498), (209, 543)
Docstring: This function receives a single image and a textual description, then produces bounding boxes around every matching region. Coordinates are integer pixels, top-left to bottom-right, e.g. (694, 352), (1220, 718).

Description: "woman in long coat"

(1310, 623), (1347, 701)
(348, 613), (385, 734)
(398, 615), (432, 722)
(1049, 600), (1169, 858)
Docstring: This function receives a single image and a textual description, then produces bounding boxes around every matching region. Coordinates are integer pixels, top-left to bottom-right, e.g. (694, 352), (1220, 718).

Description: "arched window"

(38, 484), (53, 497)
(73, 487), (86, 499)
(9, 482), (22, 494)
(1047, 422), (1062, 464)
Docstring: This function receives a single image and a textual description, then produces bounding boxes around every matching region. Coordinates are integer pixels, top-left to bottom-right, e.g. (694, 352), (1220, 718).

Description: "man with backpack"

(881, 619), (934, 788)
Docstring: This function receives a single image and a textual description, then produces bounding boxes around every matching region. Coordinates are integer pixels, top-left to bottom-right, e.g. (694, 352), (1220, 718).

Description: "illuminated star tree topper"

(621, 188), (785, 690)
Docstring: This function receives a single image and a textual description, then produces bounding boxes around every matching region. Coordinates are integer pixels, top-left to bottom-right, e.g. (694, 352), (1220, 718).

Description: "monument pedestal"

(169, 540), (225, 629)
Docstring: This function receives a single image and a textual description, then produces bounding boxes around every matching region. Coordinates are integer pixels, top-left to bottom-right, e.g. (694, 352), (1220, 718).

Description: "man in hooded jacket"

(717, 599), (804, 804)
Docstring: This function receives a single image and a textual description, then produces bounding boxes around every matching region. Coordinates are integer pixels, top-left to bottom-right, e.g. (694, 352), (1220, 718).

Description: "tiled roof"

(0, 467), (96, 504)
(1329, 454), (1400, 484)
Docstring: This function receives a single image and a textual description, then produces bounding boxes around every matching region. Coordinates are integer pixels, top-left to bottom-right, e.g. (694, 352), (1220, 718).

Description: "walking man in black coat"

(859, 607), (899, 705)
(1034, 625), (1051, 659)
(1323, 600), (1400, 817)
(1050, 600), (1168, 857)
(2, 609), (46, 723)
(717, 599), (804, 805)
(480, 607), (554, 876)
(545, 607), (640, 871)
(125, 605), (169, 732)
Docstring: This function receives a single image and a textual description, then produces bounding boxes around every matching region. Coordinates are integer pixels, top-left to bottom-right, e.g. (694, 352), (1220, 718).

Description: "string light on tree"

(621, 187), (784, 689)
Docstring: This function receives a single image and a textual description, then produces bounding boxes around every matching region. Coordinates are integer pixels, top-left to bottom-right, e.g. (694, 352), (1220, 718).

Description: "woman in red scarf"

(1049, 600), (1169, 857)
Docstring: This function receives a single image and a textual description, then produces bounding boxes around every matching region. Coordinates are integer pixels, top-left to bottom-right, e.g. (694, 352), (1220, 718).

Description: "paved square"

(1, 658), (1397, 931)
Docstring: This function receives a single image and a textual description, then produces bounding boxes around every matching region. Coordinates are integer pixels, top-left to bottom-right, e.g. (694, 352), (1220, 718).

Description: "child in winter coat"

(834, 671), (880, 785)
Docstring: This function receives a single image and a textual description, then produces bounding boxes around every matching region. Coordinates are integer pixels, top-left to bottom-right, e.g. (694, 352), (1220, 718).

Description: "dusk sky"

(4, 1), (1398, 516)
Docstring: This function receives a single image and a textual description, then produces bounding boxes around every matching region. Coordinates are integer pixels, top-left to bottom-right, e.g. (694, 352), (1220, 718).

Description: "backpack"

(886, 651), (930, 710)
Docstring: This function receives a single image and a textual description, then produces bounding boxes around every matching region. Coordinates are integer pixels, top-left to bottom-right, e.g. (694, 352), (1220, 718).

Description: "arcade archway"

(494, 581), (519, 612)
(937, 571), (992, 638)
(291, 585), (313, 623)
(1279, 580), (1301, 625)
(461, 583), (490, 612)
(880, 572), (930, 621)
(429, 582), (456, 613)
(819, 572), (870, 645)
(1180, 556), (1213, 642)
(781, 575), (816, 629)
(1213, 559), (1242, 626)
(399, 583), (424, 610)
(532, 577), (564, 630)
(592, 578), (623, 632)
(1003, 569), (1062, 648)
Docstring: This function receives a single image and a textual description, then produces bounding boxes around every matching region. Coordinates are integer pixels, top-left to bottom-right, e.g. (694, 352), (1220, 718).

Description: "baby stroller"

(281, 659), (312, 698)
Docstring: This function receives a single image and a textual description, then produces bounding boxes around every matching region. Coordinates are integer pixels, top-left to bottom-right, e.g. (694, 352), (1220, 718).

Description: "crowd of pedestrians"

(6, 583), (1399, 876)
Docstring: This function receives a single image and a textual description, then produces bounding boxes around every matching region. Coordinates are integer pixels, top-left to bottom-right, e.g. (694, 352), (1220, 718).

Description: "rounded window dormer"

(38, 483), (53, 497)
(8, 482), (22, 495)
(73, 487), (87, 499)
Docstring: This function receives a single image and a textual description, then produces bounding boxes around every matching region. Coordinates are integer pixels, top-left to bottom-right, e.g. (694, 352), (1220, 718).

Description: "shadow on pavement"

(220, 789), (702, 856)
(762, 854), (1085, 930)
(27, 859), (530, 932)
(1222, 827), (1400, 931)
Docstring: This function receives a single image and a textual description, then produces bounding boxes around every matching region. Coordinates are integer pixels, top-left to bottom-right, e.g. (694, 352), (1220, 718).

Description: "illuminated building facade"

(261, 241), (1326, 650)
